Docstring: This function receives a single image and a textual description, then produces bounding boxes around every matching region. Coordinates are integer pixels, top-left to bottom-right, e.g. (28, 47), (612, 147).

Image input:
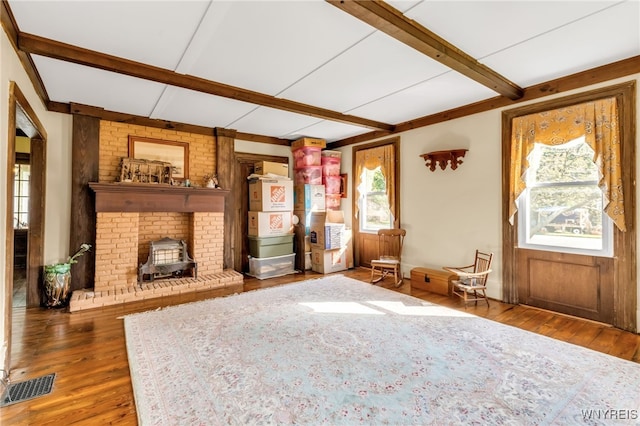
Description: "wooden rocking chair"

(444, 250), (493, 307)
(370, 228), (406, 287)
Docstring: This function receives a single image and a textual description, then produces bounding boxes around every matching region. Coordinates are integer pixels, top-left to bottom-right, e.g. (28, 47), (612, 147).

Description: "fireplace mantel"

(89, 182), (229, 212)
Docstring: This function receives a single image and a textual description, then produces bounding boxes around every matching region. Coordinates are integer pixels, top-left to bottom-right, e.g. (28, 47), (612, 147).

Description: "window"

(14, 163), (30, 229)
(518, 137), (613, 257)
(353, 140), (398, 233)
(359, 167), (392, 231)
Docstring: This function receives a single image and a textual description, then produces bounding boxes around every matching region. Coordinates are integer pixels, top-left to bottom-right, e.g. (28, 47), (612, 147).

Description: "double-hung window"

(518, 136), (613, 257)
(359, 167), (392, 231)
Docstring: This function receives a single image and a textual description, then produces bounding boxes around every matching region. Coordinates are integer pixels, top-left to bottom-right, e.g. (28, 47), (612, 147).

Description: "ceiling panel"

(480, 0), (640, 86)
(227, 105), (325, 139)
(287, 119), (372, 143)
(8, 0), (209, 70)
(279, 31), (451, 113)
(150, 86), (258, 129)
(405, 1), (621, 59)
(348, 72), (496, 124)
(183, 1), (376, 95)
(33, 56), (166, 117)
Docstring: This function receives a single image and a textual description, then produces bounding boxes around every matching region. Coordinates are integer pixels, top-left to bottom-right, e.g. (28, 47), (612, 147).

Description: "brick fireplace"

(69, 183), (244, 312)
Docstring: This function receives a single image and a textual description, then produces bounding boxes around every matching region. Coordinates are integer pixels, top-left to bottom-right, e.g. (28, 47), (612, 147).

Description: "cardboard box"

(254, 161), (289, 178)
(291, 137), (326, 150)
(311, 247), (347, 274)
(410, 268), (455, 296)
(249, 178), (293, 212)
(294, 184), (326, 212)
(310, 210), (345, 250)
(248, 211), (293, 237)
(344, 228), (354, 269)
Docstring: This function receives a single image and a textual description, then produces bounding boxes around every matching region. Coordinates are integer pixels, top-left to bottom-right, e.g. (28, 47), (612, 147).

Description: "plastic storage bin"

(293, 146), (321, 168)
(248, 234), (294, 258)
(325, 194), (341, 210)
(323, 175), (342, 194)
(248, 253), (296, 279)
(294, 166), (323, 185)
(321, 151), (342, 177)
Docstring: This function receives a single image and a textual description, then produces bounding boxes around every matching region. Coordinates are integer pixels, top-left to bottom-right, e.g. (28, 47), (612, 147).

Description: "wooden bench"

(410, 267), (455, 296)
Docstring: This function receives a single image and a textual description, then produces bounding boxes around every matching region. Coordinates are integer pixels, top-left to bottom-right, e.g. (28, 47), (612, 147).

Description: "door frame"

(501, 81), (636, 332)
(4, 81), (47, 375)
(234, 153), (289, 273)
(351, 137), (401, 268)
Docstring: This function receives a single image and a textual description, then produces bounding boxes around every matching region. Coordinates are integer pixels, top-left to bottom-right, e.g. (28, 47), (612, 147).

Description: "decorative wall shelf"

(420, 149), (468, 172)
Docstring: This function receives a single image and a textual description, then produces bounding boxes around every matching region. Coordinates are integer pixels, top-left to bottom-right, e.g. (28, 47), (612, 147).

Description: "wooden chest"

(410, 267), (455, 296)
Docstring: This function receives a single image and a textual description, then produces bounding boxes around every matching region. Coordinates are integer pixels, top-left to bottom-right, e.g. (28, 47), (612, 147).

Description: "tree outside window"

(519, 136), (612, 256)
(359, 167), (392, 231)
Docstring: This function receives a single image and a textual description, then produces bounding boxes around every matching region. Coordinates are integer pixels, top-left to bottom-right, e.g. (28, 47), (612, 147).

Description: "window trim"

(517, 189), (614, 258)
(501, 80), (636, 332)
(351, 137), (401, 266)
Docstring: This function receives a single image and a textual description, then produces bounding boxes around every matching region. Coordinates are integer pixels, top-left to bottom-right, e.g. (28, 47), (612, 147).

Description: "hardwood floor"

(2, 268), (639, 425)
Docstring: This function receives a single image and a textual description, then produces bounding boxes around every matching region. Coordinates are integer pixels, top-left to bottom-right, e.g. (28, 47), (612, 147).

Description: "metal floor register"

(1, 373), (56, 407)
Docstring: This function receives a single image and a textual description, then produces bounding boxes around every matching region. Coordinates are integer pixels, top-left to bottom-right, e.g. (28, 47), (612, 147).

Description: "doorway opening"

(4, 81), (48, 376)
(234, 152), (289, 274)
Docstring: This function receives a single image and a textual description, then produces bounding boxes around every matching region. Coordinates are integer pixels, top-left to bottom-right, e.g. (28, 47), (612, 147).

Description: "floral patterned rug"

(124, 275), (640, 425)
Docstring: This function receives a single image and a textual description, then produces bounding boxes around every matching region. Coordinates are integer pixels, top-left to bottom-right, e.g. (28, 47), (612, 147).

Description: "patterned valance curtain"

(355, 144), (396, 226)
(509, 97), (624, 231)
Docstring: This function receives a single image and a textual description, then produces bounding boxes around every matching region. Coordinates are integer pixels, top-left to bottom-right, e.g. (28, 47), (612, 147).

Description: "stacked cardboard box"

(310, 210), (351, 274)
(247, 163), (295, 279)
(292, 138), (327, 271)
(321, 150), (342, 210)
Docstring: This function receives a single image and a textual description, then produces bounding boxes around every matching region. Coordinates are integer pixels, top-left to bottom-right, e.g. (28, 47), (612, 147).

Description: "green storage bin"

(248, 234), (294, 258)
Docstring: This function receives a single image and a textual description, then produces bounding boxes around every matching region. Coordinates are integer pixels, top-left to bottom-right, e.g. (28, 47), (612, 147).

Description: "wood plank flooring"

(2, 268), (639, 425)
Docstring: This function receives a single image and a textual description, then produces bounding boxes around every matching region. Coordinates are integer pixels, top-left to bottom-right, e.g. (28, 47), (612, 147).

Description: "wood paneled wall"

(70, 114), (99, 291)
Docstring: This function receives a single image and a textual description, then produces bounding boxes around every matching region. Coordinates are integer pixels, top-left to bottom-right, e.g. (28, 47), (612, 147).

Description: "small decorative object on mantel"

(420, 149), (468, 172)
(203, 173), (219, 188)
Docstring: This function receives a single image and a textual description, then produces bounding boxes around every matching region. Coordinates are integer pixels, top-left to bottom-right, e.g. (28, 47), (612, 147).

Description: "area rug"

(124, 275), (640, 425)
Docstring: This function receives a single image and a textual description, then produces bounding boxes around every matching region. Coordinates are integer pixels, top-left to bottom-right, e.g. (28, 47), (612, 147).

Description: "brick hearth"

(69, 183), (243, 312)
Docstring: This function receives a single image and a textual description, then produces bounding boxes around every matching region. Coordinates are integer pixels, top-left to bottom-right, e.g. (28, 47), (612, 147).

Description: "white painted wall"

(0, 29), (73, 375)
(234, 139), (293, 165)
(339, 73), (640, 320)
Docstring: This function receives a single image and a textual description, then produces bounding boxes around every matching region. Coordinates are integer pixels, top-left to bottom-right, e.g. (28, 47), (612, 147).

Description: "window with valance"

(509, 96), (624, 232)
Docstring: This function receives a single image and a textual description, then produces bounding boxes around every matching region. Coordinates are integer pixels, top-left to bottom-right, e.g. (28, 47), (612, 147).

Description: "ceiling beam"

(18, 32), (395, 133)
(327, 0), (524, 100)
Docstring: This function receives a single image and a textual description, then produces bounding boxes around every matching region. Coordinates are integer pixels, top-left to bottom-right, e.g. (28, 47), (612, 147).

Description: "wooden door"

(352, 138), (400, 268)
(516, 249), (614, 323)
(356, 232), (379, 268)
(234, 153), (289, 274)
(502, 83), (636, 332)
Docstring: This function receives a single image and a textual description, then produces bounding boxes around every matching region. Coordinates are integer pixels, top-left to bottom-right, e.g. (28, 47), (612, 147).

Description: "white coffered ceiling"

(6, 0), (640, 143)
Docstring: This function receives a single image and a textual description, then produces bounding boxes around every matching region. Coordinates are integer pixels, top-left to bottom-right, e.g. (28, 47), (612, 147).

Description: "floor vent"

(1, 373), (56, 407)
